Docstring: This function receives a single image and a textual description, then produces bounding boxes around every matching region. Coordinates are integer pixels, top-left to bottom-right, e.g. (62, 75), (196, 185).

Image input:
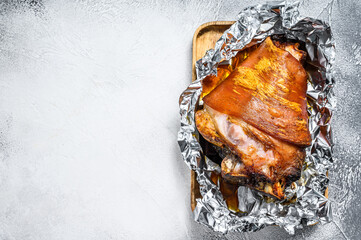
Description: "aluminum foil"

(177, 1), (335, 235)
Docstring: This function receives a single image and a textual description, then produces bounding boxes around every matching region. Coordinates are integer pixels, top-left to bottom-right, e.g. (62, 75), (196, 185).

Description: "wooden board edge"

(190, 171), (198, 211)
(191, 21), (234, 211)
(191, 21), (235, 82)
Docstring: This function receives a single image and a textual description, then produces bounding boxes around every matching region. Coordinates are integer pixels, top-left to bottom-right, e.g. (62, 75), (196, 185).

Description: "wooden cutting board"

(191, 21), (235, 211)
(190, 21), (328, 211)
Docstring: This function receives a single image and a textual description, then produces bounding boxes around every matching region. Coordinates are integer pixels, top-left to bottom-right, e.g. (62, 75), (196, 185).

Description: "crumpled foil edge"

(178, 1), (335, 235)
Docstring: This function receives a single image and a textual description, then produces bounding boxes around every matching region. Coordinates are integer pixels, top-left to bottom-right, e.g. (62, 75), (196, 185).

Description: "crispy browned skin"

(204, 106), (305, 199)
(203, 37), (311, 147)
(196, 106), (305, 199)
(196, 37), (311, 200)
(201, 67), (230, 99)
(195, 109), (224, 147)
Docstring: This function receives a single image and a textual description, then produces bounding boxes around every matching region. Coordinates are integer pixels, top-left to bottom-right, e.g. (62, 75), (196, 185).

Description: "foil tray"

(178, 1), (335, 235)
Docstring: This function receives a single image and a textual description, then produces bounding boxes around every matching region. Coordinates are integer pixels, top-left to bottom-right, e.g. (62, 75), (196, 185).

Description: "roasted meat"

(196, 37), (311, 200)
(200, 67), (230, 99)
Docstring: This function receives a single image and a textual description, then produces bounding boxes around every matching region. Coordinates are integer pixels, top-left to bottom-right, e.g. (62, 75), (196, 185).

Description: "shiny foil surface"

(178, 1), (335, 234)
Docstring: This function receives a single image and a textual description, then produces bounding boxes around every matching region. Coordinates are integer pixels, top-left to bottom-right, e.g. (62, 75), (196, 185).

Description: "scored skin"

(203, 37), (311, 147)
(200, 40), (305, 102)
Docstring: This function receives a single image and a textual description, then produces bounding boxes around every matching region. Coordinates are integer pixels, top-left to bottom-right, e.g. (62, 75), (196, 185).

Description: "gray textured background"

(0, 0), (360, 239)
